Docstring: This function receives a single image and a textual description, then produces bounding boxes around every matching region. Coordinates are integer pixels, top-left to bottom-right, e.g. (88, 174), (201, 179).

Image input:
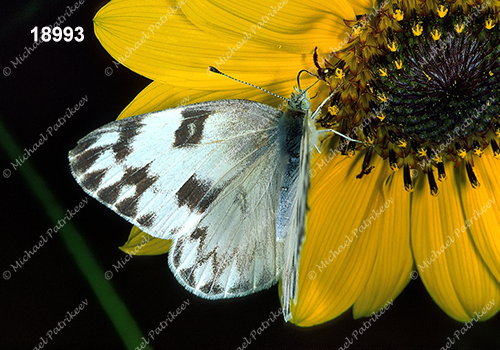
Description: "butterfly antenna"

(296, 69), (323, 101)
(296, 70), (318, 90)
(208, 66), (288, 101)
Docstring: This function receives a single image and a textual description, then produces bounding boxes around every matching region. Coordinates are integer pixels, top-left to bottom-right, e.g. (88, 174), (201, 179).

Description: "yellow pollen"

(455, 23), (465, 33)
(437, 5), (448, 18)
(397, 139), (407, 148)
(390, 163), (399, 171)
(474, 147), (484, 156)
(347, 149), (355, 157)
(353, 26), (363, 36)
(412, 24), (423, 36)
(377, 113), (386, 121)
(432, 154), (443, 163)
(417, 148), (427, 157)
(378, 93), (388, 102)
(485, 19), (495, 29)
(379, 68), (388, 77)
(395, 60), (403, 69)
(496, 129), (500, 137)
(423, 71), (432, 80)
(328, 105), (339, 115)
(335, 68), (345, 80)
(388, 41), (398, 52)
(431, 29), (441, 41)
(494, 146), (500, 158)
(366, 136), (375, 145)
(393, 9), (404, 21)
(458, 149), (467, 158)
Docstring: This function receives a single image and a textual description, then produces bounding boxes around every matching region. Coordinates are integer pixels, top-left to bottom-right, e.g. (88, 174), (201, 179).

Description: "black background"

(1, 1), (499, 349)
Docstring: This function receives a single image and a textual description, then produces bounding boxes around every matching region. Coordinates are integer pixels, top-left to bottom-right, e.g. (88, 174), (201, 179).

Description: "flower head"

(297, 0), (500, 326)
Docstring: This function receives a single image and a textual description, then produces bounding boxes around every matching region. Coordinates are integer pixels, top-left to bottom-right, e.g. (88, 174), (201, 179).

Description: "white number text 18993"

(31, 26), (84, 42)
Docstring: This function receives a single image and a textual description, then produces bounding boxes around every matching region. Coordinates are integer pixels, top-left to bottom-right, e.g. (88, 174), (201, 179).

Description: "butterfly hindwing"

(169, 142), (286, 297)
(69, 100), (290, 297)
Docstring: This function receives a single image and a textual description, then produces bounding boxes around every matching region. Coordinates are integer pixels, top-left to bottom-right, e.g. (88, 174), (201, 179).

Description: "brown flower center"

(317, 0), (500, 195)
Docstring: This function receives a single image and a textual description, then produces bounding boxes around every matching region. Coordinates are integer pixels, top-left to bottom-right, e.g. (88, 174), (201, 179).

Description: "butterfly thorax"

(281, 112), (304, 161)
(281, 88), (318, 154)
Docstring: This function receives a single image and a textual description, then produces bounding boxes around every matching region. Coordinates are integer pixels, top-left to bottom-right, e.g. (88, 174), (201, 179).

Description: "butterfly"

(68, 67), (359, 321)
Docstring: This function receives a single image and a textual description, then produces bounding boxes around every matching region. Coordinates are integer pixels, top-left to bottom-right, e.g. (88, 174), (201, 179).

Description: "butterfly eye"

(301, 98), (311, 110)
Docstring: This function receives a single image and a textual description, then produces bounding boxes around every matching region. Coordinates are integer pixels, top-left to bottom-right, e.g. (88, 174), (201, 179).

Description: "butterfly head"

(288, 87), (311, 113)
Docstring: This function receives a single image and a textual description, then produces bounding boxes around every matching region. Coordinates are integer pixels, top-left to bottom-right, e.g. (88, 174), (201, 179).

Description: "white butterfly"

(68, 67), (358, 321)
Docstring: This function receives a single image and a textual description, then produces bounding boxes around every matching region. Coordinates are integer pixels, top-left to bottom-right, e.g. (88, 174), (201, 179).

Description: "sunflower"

(94, 0), (500, 327)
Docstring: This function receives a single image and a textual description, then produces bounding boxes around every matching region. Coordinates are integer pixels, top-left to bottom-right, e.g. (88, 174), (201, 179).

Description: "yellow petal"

(120, 226), (171, 255)
(292, 140), (391, 326)
(467, 149), (500, 285)
(94, 0), (321, 90)
(349, 0), (378, 17)
(182, 0), (358, 52)
(411, 160), (500, 321)
(353, 165), (413, 317)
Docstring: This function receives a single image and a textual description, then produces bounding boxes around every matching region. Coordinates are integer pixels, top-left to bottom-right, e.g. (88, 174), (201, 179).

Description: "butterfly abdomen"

(274, 104), (307, 241)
